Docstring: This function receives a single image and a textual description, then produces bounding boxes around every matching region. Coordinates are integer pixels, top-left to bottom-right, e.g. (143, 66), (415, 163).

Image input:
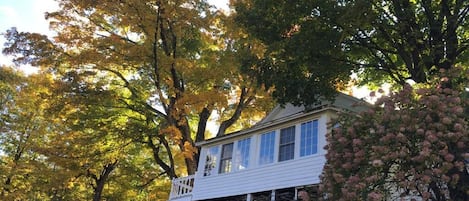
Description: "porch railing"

(169, 174), (195, 200)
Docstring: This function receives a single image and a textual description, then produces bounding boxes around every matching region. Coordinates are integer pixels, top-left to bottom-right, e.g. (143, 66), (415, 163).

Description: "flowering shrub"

(320, 68), (469, 201)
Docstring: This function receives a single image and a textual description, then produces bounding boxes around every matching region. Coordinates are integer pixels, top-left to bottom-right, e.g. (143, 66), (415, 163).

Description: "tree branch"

(216, 87), (255, 136)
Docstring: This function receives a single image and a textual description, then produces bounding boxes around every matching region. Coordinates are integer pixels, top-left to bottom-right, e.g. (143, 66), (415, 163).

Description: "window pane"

(204, 146), (219, 176)
(219, 143), (233, 173)
(235, 138), (251, 170)
(259, 131), (275, 165)
(221, 143), (233, 158)
(300, 120), (318, 157)
(279, 126), (295, 161)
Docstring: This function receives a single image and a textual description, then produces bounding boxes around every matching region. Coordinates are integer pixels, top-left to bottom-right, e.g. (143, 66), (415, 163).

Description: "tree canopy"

(234, 0), (469, 105)
(1, 0), (272, 200)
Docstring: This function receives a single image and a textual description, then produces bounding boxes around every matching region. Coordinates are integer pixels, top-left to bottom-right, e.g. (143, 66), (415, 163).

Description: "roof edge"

(196, 106), (341, 147)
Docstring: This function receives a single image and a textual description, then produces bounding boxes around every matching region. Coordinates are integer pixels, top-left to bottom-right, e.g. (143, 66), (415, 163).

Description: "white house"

(168, 93), (369, 201)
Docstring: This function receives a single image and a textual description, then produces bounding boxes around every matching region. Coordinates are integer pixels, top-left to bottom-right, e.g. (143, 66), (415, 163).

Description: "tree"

(41, 72), (133, 200)
(0, 67), (56, 200)
(233, 0), (469, 105)
(321, 67), (469, 200)
(3, 0), (272, 189)
(0, 66), (163, 200)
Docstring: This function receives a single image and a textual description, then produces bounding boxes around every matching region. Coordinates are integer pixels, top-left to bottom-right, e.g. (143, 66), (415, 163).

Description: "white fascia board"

(196, 107), (342, 147)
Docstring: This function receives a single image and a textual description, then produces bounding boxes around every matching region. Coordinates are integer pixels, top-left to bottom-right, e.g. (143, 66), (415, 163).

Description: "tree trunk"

(92, 160), (118, 201)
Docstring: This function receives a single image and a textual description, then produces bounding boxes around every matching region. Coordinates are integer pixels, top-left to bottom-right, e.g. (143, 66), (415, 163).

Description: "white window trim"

(201, 117), (324, 177)
(233, 140), (239, 171)
(233, 137), (252, 171)
(202, 145), (222, 177)
(273, 129), (279, 163)
(250, 135), (258, 169)
(294, 124), (301, 159)
(258, 131), (277, 166)
(219, 143), (234, 174)
(278, 126), (296, 162)
(298, 119), (320, 157)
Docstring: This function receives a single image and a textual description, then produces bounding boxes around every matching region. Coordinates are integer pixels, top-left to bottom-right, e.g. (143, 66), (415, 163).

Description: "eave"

(196, 106), (342, 147)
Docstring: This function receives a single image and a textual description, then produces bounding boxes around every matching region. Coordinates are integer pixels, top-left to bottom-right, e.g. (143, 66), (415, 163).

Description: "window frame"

(278, 126), (296, 162)
(203, 117), (322, 175)
(203, 146), (220, 177)
(219, 143), (234, 174)
(300, 119), (319, 157)
(259, 131), (276, 165)
(234, 137), (251, 171)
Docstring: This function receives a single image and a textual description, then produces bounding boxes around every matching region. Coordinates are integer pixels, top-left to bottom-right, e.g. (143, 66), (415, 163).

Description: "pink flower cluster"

(320, 67), (469, 200)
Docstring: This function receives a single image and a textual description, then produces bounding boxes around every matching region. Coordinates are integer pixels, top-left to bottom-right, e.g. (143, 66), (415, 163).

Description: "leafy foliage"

(234, 0), (469, 105)
(0, 68), (58, 200)
(1, 0), (273, 200)
(321, 67), (469, 200)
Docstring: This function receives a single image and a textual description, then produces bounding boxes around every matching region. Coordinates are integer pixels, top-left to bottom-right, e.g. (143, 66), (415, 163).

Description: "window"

(259, 131), (275, 165)
(300, 120), (318, 157)
(219, 143), (233, 173)
(204, 146), (219, 176)
(235, 138), (251, 170)
(279, 126), (295, 161)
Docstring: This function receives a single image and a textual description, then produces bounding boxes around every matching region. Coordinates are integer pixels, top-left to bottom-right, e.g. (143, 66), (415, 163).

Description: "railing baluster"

(169, 175), (195, 200)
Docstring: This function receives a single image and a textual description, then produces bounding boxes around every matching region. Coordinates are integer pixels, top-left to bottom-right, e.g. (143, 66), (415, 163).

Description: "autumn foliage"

(321, 68), (469, 200)
(1, 0), (273, 200)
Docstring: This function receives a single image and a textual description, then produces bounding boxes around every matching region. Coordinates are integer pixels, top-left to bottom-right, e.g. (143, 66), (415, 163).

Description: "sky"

(0, 0), (58, 35)
(0, 0), (59, 72)
(0, 0), (229, 66)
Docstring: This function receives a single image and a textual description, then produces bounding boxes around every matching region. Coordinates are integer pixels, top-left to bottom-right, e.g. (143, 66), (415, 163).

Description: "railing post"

(169, 178), (175, 199)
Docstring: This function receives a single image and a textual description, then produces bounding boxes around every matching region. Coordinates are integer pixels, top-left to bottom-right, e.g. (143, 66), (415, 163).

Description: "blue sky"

(0, 0), (57, 34)
(0, 0), (228, 67)
(0, 0), (58, 69)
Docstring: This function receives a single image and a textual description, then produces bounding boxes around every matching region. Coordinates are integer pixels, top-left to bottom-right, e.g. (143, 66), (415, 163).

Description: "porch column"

(246, 193), (252, 201)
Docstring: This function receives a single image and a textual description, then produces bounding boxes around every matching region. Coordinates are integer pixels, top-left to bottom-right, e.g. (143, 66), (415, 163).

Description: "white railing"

(169, 175), (195, 200)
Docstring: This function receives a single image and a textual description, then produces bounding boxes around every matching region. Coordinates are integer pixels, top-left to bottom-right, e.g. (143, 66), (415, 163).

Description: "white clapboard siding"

(192, 154), (325, 200)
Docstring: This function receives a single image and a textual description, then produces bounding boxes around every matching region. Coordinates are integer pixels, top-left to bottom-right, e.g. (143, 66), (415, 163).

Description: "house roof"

(196, 93), (370, 146)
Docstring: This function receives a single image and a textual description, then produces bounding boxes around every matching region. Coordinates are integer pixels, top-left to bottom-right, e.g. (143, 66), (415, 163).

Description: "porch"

(169, 175), (195, 201)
